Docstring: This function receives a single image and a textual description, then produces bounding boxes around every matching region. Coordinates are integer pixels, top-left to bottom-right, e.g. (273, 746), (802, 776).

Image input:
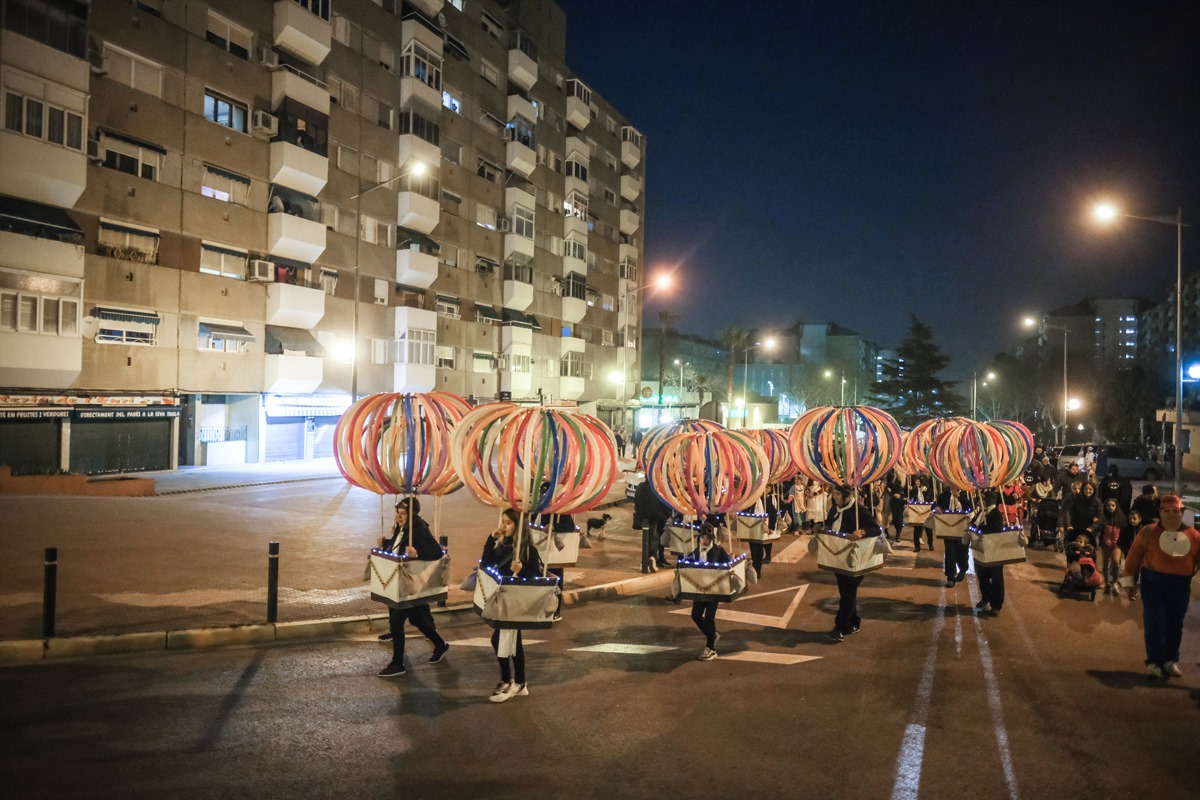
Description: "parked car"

(1047, 443), (1168, 480)
(624, 470), (645, 501)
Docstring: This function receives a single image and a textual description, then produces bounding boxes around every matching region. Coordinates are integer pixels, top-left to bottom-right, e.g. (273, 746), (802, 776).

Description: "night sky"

(555, 0), (1200, 381)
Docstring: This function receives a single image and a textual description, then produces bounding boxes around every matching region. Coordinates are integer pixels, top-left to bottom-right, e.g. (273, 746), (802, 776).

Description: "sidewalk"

(0, 457), (672, 664)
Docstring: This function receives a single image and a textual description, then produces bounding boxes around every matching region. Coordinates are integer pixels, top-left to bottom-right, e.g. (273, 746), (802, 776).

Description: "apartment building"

(0, 0), (645, 474)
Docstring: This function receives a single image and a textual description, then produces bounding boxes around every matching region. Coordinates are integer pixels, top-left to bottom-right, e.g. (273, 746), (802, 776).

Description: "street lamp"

(740, 337), (776, 427)
(1092, 201), (1190, 494)
(823, 367), (847, 405)
(618, 273), (671, 431)
(971, 370), (996, 420)
(1024, 316), (1070, 446)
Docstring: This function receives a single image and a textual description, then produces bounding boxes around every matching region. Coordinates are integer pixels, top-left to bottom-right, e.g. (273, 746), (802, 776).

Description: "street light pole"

(618, 275), (671, 433)
(1093, 203), (1190, 493)
(740, 338), (776, 428)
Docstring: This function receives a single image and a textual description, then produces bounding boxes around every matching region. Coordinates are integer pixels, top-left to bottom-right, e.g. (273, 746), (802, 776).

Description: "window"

(93, 308), (159, 346)
(98, 220), (159, 262)
(399, 106), (438, 144)
(100, 133), (162, 181)
(481, 11), (503, 40)
(601, 330), (614, 346)
(361, 93), (394, 130)
(204, 90), (248, 132)
(320, 269), (338, 295)
(604, 188), (617, 206)
(512, 29), (538, 60)
(3, 83), (84, 151)
(601, 293), (615, 311)
(507, 115), (535, 148)
(474, 351), (496, 373)
(606, 153), (619, 172)
(373, 279), (389, 305)
(360, 215), (393, 246)
(402, 42), (442, 90)
(475, 204), (497, 230)
(435, 295), (460, 318)
(513, 205), (534, 239)
(3, 0), (88, 57)
(508, 354), (531, 374)
(563, 192), (588, 220)
(560, 352), (592, 379)
(562, 272), (587, 301)
(567, 79), (592, 105)
(363, 33), (396, 72)
(331, 13), (360, 47)
(292, 0), (331, 22)
(481, 59), (499, 87)
(442, 190), (462, 208)
(201, 165), (250, 204)
(435, 346), (455, 368)
(103, 44), (164, 97)
(0, 269), (80, 337)
(397, 328), (436, 365)
(441, 89), (462, 114)
(370, 337), (391, 365)
(198, 320), (251, 353)
(476, 158), (501, 183)
(199, 242), (248, 279)
(206, 12), (251, 60)
(563, 236), (587, 261)
(622, 126), (643, 148)
(564, 157), (588, 182)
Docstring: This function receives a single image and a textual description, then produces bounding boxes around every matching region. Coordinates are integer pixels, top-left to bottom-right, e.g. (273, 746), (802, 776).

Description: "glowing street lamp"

(740, 337), (775, 427)
(617, 273), (672, 429)
(1024, 315), (1071, 445)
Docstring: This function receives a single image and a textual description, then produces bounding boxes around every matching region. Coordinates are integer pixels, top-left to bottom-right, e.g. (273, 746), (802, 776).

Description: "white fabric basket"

(815, 531), (884, 576)
(676, 554), (749, 602)
(931, 511), (971, 540)
(472, 566), (560, 629)
(369, 549), (449, 610)
(528, 525), (581, 567)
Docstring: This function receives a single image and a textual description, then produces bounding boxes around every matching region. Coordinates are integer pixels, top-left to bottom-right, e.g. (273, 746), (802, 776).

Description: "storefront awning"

(199, 322), (254, 341)
(265, 326), (324, 356)
(435, 294), (460, 306)
(475, 303), (501, 321)
(397, 227), (439, 251)
(94, 307), (160, 325)
(0, 195), (83, 243)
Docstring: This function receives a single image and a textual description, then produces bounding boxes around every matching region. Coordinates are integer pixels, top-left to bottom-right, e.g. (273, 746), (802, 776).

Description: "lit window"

(442, 89), (462, 113)
(200, 165), (250, 204)
(204, 90), (248, 132)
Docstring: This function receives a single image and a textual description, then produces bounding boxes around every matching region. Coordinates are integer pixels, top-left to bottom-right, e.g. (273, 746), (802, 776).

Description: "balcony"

(394, 306), (437, 392)
(565, 79), (591, 130)
(273, 0), (332, 65)
(269, 141), (328, 197)
(266, 281), (325, 329)
(501, 369), (532, 397)
(506, 140), (536, 179)
(265, 353), (322, 393)
(503, 229), (534, 263)
(561, 293), (587, 325)
(407, 0), (444, 18)
(559, 376), (585, 400)
(563, 214), (588, 242)
(561, 337), (586, 357)
(396, 247), (438, 289)
(620, 173), (641, 202)
(268, 210), (326, 263)
(397, 190), (439, 235)
(621, 127), (643, 168)
(565, 135), (588, 162)
(0, 332), (81, 389)
(620, 205), (641, 236)
(502, 262), (533, 311)
(398, 133), (440, 175)
(0, 133), (87, 208)
(507, 95), (536, 126)
(508, 50), (536, 93)
(271, 66), (330, 115)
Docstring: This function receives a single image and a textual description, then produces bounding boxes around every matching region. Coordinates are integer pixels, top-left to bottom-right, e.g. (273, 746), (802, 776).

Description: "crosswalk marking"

(570, 643), (678, 655)
(719, 651), (821, 665)
(670, 585), (808, 629)
(452, 636), (547, 648)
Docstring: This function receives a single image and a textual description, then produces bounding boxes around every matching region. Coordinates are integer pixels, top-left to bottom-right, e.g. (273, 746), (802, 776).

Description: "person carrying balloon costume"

(824, 485), (883, 641)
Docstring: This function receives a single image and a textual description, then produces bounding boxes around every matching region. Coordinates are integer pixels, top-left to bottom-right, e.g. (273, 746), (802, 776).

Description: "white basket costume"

(369, 549), (449, 610)
(472, 565), (560, 629)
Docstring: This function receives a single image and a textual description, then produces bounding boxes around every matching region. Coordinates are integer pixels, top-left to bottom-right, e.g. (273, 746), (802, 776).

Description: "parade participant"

(1119, 494), (1200, 680)
(825, 485), (882, 641)
(538, 499), (575, 622)
(688, 522), (730, 661)
(972, 490), (1007, 617)
(635, 479), (672, 571)
(1100, 465), (1133, 516)
(481, 509), (545, 702)
(1098, 499), (1126, 595)
(783, 477), (806, 533)
(376, 498), (450, 677)
(805, 481), (829, 533)
(909, 474), (934, 552)
(936, 484), (970, 586)
(885, 469), (908, 543)
(1131, 484), (1160, 526)
(1118, 508), (1144, 599)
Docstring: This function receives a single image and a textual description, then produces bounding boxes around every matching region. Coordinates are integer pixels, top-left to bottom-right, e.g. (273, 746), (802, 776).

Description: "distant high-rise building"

(0, 0), (644, 474)
(1046, 297), (1142, 365)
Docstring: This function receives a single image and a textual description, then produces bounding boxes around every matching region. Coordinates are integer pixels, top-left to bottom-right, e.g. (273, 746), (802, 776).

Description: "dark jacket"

(1100, 473), (1133, 516)
(971, 505), (1006, 534)
(1131, 494), (1159, 525)
(381, 515), (442, 560)
(537, 512), (577, 533)
(825, 502), (883, 537)
(480, 534), (543, 579)
(634, 481), (670, 525)
(1061, 493), (1102, 531)
(686, 542), (731, 564)
(935, 488), (966, 513)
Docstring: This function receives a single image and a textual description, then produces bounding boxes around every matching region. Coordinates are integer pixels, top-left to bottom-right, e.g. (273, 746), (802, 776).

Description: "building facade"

(0, 0), (645, 474)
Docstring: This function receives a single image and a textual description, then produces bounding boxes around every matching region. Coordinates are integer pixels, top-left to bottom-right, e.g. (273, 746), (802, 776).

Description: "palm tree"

(691, 370), (717, 420)
(720, 326), (750, 426)
(658, 310), (680, 406)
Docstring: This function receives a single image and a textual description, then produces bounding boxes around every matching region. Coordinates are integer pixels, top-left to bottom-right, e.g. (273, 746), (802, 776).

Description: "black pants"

(548, 567), (564, 614)
(890, 503), (906, 538)
(943, 538), (969, 579)
(691, 600), (718, 648)
(389, 603), (444, 664)
(976, 564), (1005, 610)
(834, 573), (864, 634)
(491, 629), (525, 684)
(913, 526), (934, 550)
(748, 541), (773, 574)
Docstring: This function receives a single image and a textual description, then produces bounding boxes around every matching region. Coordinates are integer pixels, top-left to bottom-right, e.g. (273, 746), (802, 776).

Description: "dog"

(586, 513), (612, 540)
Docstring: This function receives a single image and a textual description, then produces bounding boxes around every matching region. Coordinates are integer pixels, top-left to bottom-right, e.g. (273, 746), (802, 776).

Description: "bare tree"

(658, 310), (680, 406)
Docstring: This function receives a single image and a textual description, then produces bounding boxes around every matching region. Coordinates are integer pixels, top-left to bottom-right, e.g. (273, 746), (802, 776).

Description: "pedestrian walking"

(635, 479), (672, 571)
(936, 485), (970, 586)
(376, 498), (450, 678)
(1098, 499), (1125, 595)
(1119, 494), (1200, 680)
(1131, 484), (1160, 526)
(885, 469), (907, 543)
(615, 427), (626, 459)
(972, 490), (1007, 617)
(909, 475), (934, 552)
(824, 485), (882, 641)
(805, 482), (829, 533)
(687, 522), (730, 661)
(481, 509), (544, 703)
(1100, 465), (1133, 516)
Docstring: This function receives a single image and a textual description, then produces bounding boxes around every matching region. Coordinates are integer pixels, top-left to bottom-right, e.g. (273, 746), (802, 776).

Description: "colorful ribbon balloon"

(928, 420), (1033, 491)
(741, 428), (798, 484)
(902, 416), (971, 476)
(788, 405), (902, 487)
(451, 403), (618, 515)
(334, 392), (469, 496)
(644, 430), (769, 517)
(636, 419), (725, 471)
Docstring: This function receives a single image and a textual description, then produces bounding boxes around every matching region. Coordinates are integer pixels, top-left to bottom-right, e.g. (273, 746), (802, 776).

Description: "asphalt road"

(2, 540), (1198, 800)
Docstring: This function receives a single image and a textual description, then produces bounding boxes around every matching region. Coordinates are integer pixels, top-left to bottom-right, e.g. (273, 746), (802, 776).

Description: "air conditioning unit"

(251, 110), (278, 136)
(373, 296), (388, 306)
(248, 259), (274, 282)
(86, 137), (103, 163)
(258, 47), (279, 69)
(497, 216), (512, 232)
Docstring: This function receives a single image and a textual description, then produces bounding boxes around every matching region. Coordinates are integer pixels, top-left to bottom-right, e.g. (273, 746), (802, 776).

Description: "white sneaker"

(1164, 662), (1183, 678)
(489, 681), (514, 703)
(698, 648), (717, 661)
(1146, 664), (1165, 680)
(510, 682), (529, 698)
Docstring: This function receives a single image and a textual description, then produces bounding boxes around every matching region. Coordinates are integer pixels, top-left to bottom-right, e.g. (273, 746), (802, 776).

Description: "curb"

(0, 570), (661, 666)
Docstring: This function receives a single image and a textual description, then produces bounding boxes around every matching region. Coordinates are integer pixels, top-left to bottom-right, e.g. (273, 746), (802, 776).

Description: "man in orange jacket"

(1119, 493), (1200, 680)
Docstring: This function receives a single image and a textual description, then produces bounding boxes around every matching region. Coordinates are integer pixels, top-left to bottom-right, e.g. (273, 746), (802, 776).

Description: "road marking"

(966, 582), (1021, 799)
(570, 643), (678, 655)
(771, 537), (811, 564)
(889, 585), (947, 800)
(669, 585), (808, 629)
(733, 585), (804, 602)
(452, 637), (547, 648)
(719, 651), (821, 665)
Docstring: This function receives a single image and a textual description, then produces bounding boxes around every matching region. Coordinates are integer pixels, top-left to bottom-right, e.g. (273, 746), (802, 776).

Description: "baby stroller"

(1029, 497), (1063, 552)
(1059, 539), (1101, 600)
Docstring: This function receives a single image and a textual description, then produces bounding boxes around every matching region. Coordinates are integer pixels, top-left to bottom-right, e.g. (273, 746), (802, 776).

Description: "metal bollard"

(438, 536), (448, 607)
(43, 547), (57, 638)
(267, 541), (280, 623)
(641, 529), (652, 574)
